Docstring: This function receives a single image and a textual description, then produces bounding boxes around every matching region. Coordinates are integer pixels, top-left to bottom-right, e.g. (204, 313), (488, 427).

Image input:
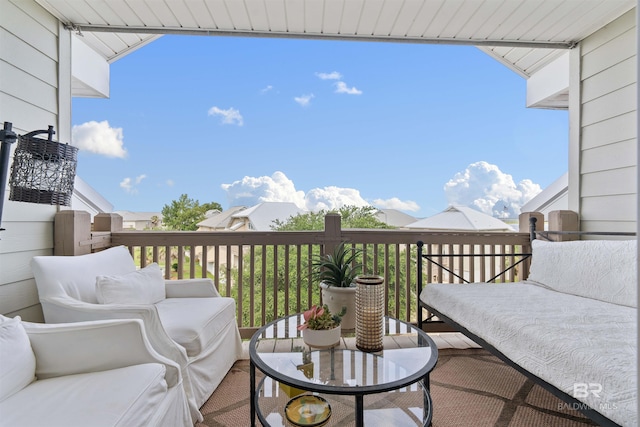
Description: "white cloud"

(71, 120), (127, 158)
(304, 187), (369, 211)
(315, 71), (342, 80)
(166, 179), (175, 187)
(334, 81), (362, 95)
(207, 106), (244, 126)
(221, 171), (306, 208)
(260, 85), (273, 94)
(294, 94), (314, 107)
(444, 161), (542, 218)
(221, 171), (372, 211)
(373, 197), (420, 212)
(120, 174), (146, 194)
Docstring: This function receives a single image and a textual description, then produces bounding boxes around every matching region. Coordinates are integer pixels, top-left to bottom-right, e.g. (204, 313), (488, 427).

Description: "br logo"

(573, 383), (602, 398)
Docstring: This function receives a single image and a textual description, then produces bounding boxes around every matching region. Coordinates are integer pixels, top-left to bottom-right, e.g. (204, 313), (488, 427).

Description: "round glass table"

(249, 315), (438, 427)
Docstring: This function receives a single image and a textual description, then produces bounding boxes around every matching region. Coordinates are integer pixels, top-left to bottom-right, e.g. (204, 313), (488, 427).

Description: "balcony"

(52, 210), (626, 426)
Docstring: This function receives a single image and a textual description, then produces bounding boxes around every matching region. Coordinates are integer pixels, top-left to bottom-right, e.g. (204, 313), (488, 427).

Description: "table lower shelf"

(254, 376), (432, 427)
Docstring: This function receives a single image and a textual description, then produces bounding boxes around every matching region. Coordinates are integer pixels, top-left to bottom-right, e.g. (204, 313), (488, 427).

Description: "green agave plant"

(313, 241), (362, 288)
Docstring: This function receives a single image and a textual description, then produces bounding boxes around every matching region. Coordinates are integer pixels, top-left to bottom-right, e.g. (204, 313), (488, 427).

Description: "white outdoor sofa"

(0, 316), (192, 426)
(418, 238), (637, 427)
(31, 246), (243, 424)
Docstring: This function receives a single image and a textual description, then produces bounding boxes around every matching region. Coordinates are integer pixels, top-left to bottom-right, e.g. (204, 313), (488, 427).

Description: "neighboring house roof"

(231, 202), (304, 231)
(375, 209), (417, 227)
(114, 211), (162, 222)
(521, 172), (569, 214)
(197, 206), (247, 229)
(405, 205), (513, 232)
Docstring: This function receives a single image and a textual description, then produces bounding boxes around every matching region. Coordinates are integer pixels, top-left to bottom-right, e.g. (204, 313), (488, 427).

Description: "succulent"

(297, 304), (346, 330)
(312, 241), (362, 288)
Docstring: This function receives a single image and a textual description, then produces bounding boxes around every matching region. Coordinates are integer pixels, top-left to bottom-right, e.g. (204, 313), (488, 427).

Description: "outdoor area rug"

(197, 348), (597, 427)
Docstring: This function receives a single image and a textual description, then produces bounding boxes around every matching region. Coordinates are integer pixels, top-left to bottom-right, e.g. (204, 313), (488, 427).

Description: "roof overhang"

(35, 0), (635, 101)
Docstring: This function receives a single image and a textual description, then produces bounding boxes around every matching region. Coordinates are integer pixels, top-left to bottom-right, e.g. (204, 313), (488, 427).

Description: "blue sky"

(72, 35), (568, 219)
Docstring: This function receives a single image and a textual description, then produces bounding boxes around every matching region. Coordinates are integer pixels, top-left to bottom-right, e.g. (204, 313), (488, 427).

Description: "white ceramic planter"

(319, 282), (356, 330)
(302, 325), (341, 349)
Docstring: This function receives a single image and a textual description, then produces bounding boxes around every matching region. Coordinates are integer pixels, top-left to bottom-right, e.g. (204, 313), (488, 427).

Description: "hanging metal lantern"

(8, 126), (78, 206)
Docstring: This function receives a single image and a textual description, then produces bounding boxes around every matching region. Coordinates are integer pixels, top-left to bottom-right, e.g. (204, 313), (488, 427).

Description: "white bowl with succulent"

(297, 304), (346, 348)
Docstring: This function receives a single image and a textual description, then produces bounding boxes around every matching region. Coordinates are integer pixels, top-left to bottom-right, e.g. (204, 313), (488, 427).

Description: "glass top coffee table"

(249, 314), (438, 427)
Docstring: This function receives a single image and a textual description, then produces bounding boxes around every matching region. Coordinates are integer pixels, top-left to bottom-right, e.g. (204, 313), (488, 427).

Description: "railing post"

(94, 213), (123, 233)
(323, 213), (342, 254)
(519, 212), (544, 236)
(54, 210), (91, 256)
(548, 210), (579, 241)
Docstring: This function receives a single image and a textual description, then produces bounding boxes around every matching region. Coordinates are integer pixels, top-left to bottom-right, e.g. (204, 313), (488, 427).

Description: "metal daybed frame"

(416, 219), (635, 427)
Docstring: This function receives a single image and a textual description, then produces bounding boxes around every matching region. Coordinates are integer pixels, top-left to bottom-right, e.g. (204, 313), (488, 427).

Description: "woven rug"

(197, 348), (597, 427)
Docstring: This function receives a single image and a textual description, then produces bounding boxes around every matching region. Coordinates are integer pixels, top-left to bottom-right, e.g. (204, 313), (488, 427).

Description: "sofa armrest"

(41, 296), (188, 367)
(165, 278), (221, 298)
(22, 319), (182, 387)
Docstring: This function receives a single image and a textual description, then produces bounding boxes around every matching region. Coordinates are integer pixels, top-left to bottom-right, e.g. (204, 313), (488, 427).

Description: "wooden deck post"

(323, 213), (342, 254)
(548, 210), (579, 241)
(518, 212), (544, 234)
(94, 213), (123, 232)
(54, 210), (91, 256)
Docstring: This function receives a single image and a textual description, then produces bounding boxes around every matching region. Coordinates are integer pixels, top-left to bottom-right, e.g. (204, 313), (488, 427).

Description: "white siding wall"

(0, 0), (71, 320)
(574, 9), (637, 233)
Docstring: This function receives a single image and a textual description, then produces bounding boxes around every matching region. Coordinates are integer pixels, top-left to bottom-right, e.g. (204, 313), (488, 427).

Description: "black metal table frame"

(249, 315), (438, 427)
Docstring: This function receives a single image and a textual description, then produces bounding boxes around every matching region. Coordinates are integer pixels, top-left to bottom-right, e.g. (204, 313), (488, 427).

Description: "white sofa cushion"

(156, 297), (237, 357)
(96, 263), (166, 305)
(0, 363), (168, 427)
(0, 316), (36, 402)
(527, 239), (637, 307)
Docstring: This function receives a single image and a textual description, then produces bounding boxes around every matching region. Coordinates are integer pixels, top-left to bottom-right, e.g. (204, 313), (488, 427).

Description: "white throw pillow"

(0, 315), (36, 401)
(96, 263), (166, 304)
(528, 239), (637, 307)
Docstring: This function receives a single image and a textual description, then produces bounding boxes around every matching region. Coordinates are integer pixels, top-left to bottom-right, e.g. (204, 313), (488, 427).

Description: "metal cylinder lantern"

(355, 275), (384, 352)
(9, 127), (78, 206)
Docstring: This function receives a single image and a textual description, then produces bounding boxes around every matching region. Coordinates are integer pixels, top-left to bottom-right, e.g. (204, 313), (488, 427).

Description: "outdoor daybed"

(418, 238), (637, 427)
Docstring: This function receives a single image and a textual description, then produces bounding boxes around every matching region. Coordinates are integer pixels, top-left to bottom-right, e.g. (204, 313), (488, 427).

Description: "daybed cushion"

(527, 239), (637, 307)
(422, 282), (637, 427)
(96, 263), (166, 305)
(0, 316), (35, 401)
(0, 363), (169, 427)
(156, 297), (237, 357)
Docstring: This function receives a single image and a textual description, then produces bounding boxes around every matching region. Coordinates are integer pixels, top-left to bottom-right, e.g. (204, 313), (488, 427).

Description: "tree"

(272, 205), (393, 230)
(161, 194), (222, 231)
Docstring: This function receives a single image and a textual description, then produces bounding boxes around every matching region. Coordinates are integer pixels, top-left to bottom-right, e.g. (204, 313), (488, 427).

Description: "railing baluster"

(261, 245), (267, 326)
(200, 245), (207, 279)
(295, 245), (302, 313)
(394, 243), (400, 319)
(404, 243), (411, 323)
(237, 244), (243, 327)
(249, 245), (255, 327)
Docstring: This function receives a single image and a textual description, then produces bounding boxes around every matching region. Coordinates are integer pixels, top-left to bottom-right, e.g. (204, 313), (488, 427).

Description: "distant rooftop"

(406, 205), (513, 232)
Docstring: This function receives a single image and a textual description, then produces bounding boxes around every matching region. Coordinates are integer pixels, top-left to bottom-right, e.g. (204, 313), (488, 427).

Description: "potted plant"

(298, 304), (346, 348)
(313, 241), (362, 330)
